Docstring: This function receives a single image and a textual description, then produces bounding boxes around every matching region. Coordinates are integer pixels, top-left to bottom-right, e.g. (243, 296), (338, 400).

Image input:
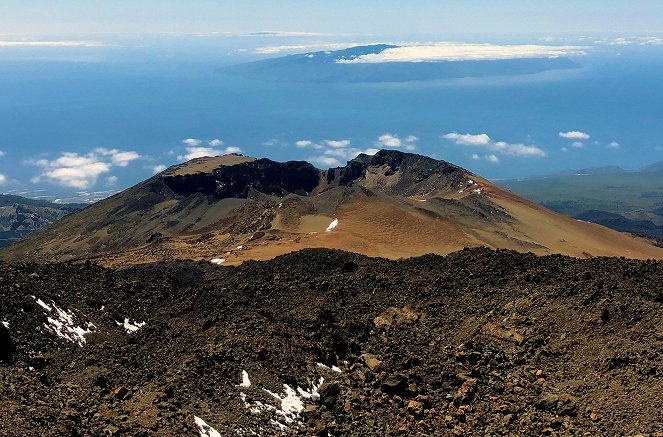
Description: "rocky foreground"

(0, 248), (662, 436)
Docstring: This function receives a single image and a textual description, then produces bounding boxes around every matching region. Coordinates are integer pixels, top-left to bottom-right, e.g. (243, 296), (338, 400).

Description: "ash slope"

(0, 249), (662, 435)
(3, 150), (663, 266)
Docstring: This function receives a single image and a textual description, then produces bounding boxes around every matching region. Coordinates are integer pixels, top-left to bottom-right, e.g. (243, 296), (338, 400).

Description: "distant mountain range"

(222, 44), (581, 83)
(0, 195), (84, 248)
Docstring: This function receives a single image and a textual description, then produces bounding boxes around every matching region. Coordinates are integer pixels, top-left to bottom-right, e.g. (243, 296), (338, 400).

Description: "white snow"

(117, 318), (146, 333)
(237, 245), (244, 250)
(194, 416), (222, 437)
(473, 188), (482, 194)
(238, 370), (326, 431)
(1, 321), (8, 328)
(467, 179), (474, 185)
(239, 370), (251, 388)
(325, 219), (339, 232)
(35, 298), (52, 312)
(210, 258), (225, 265)
(278, 203), (283, 208)
(33, 297), (93, 346)
(316, 362), (342, 373)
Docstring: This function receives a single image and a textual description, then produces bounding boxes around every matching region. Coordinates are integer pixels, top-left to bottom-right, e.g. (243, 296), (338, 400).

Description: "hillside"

(0, 195), (83, 248)
(0, 248), (661, 435)
(3, 150), (662, 266)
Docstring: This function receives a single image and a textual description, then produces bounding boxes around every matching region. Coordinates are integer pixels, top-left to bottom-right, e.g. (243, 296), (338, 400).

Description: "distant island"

(222, 44), (581, 83)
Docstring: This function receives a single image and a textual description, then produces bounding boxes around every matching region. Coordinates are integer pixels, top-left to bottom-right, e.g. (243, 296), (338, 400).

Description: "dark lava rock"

(0, 324), (12, 364)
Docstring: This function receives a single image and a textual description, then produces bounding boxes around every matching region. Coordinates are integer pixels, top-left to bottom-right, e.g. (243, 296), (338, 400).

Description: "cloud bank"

(337, 43), (587, 64)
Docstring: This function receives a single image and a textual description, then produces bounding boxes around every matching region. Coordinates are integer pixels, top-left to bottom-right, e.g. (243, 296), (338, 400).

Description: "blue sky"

(1, 1), (663, 36)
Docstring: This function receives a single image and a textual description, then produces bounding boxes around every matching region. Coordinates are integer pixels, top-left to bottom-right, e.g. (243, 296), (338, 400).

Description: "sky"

(1, 1), (663, 37)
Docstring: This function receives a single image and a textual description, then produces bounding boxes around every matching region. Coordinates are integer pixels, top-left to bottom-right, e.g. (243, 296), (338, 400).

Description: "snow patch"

(238, 370), (326, 431)
(33, 297), (93, 346)
(316, 362), (342, 373)
(1, 321), (8, 328)
(325, 219), (339, 232)
(278, 203), (283, 208)
(239, 370), (251, 388)
(210, 258), (225, 265)
(237, 245), (244, 250)
(194, 416), (222, 437)
(467, 179), (474, 185)
(117, 318), (146, 333)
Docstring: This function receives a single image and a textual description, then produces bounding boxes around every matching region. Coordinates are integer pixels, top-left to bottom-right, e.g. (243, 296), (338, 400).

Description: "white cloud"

(0, 150), (5, 157)
(442, 133), (490, 146)
(177, 143), (242, 161)
(0, 40), (106, 48)
(376, 133), (419, 151)
(337, 42), (587, 64)
(94, 148), (141, 167)
(295, 140), (324, 149)
(182, 138), (203, 147)
(607, 141), (620, 149)
(444, 132), (546, 158)
(208, 139), (223, 147)
(30, 152), (111, 189)
(0, 174), (6, 184)
(253, 42), (357, 55)
(310, 147), (380, 168)
(471, 153), (499, 163)
(561, 147), (569, 152)
(28, 148), (143, 189)
(152, 164), (167, 174)
(324, 139), (351, 148)
(571, 141), (584, 148)
(559, 131), (590, 140)
(593, 36), (663, 46)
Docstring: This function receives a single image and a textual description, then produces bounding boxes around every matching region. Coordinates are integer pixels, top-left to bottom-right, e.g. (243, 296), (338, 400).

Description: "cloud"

(324, 139), (351, 148)
(559, 131), (590, 140)
(337, 42), (587, 64)
(376, 133), (419, 151)
(0, 174), (6, 184)
(249, 31), (329, 37)
(561, 147), (569, 152)
(607, 141), (620, 149)
(95, 148), (141, 167)
(177, 142), (242, 161)
(208, 139), (223, 147)
(593, 36), (663, 46)
(106, 176), (119, 186)
(0, 150), (5, 157)
(295, 140), (324, 149)
(28, 147), (142, 189)
(253, 42), (356, 55)
(182, 138), (203, 147)
(442, 133), (490, 146)
(571, 141), (584, 148)
(29, 152), (111, 189)
(471, 153), (499, 163)
(152, 164), (167, 174)
(0, 40), (106, 48)
(443, 132), (546, 158)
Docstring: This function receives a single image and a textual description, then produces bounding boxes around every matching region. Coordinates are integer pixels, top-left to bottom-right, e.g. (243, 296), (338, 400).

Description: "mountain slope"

(2, 150), (662, 266)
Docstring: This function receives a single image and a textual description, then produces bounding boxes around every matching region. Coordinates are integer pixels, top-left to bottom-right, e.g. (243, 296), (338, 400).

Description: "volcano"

(3, 150), (662, 266)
